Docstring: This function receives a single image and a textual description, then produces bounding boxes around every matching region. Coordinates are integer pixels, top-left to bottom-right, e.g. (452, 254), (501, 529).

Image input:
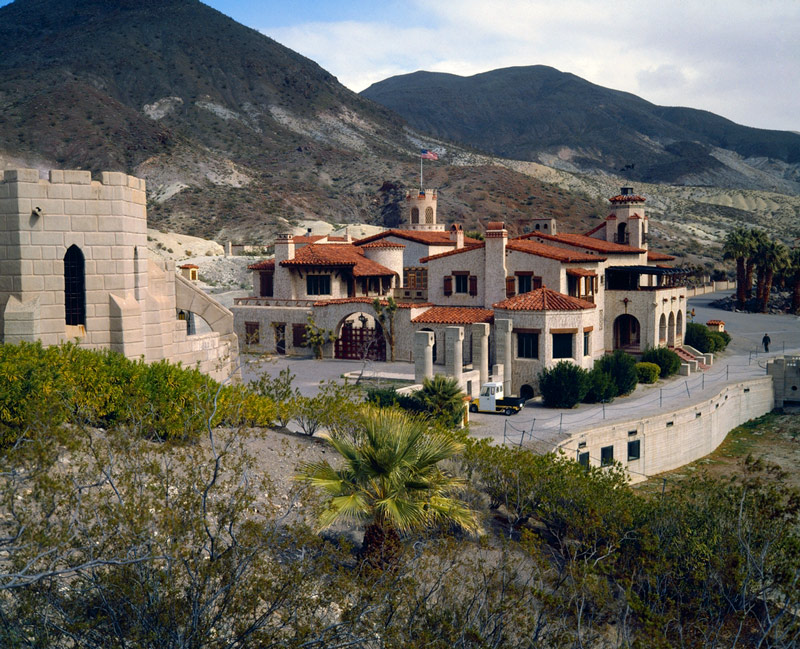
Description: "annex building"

(233, 186), (688, 397)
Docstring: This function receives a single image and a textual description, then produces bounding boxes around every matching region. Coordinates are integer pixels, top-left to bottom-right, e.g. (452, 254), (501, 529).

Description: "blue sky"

(1, 1), (798, 132)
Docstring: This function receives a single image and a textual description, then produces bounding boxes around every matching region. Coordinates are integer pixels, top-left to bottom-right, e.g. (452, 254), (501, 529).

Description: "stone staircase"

(672, 346), (710, 373)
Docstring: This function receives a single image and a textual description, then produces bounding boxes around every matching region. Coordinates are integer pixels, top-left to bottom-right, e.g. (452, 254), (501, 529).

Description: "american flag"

(420, 149), (439, 160)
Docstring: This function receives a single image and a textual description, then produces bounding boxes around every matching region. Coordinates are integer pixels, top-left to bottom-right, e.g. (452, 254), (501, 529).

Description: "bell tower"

(606, 187), (647, 249)
(405, 188), (444, 232)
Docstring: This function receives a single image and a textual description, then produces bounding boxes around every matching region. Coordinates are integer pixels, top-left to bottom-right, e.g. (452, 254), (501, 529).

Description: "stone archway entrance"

(614, 314), (640, 352)
(334, 312), (386, 361)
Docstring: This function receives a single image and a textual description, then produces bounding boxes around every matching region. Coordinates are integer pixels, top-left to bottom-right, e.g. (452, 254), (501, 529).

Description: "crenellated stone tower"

(0, 168), (238, 381)
(405, 188), (444, 231)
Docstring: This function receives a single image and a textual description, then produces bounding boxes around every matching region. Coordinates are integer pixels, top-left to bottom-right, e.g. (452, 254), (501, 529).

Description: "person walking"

(762, 333), (771, 353)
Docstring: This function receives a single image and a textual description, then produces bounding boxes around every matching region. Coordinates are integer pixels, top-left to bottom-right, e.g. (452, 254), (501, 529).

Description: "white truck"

(468, 382), (526, 416)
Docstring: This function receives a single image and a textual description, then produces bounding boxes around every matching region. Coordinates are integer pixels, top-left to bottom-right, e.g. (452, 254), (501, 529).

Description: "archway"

(334, 312), (386, 361)
(613, 314), (640, 351)
(64, 245), (85, 326)
(617, 222), (628, 244)
(659, 313), (667, 343)
(520, 384), (534, 401)
(668, 312), (675, 347)
(675, 310), (683, 345)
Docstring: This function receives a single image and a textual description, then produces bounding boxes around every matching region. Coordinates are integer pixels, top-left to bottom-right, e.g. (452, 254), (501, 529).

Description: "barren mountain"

(0, 0), (798, 267)
(362, 67), (800, 195)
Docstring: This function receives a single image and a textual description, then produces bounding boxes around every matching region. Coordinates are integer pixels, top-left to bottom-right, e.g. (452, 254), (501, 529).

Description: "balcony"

(233, 297), (317, 307)
(393, 287), (429, 302)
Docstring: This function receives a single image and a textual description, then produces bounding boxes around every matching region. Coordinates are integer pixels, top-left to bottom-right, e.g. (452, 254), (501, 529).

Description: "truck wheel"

(469, 403), (478, 413)
(504, 407), (514, 416)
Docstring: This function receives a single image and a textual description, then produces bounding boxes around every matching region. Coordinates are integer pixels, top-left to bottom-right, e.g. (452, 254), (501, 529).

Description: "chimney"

(484, 221), (508, 308)
(450, 223), (464, 249)
(274, 232), (295, 263)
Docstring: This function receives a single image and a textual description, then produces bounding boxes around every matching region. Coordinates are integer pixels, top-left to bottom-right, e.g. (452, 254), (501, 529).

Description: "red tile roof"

(420, 243), (485, 263)
(313, 298), (430, 309)
(487, 221), (505, 230)
(179, 264), (199, 269)
(609, 194), (646, 203)
(354, 229), (482, 247)
(280, 244), (397, 277)
(292, 235), (326, 244)
(517, 231), (644, 254)
(566, 267), (597, 277)
(506, 239), (601, 263)
(706, 319), (725, 326)
(629, 212), (642, 219)
(493, 287), (596, 311)
(584, 221), (607, 236)
(360, 241), (406, 248)
(647, 250), (676, 262)
(248, 259), (275, 270)
(412, 306), (495, 324)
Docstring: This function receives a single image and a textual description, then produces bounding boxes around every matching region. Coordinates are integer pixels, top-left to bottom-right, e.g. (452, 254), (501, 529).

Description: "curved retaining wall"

(557, 376), (774, 483)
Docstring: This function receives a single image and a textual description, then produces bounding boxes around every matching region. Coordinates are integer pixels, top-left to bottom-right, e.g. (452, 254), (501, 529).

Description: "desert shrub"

(594, 350), (638, 396)
(636, 362), (661, 384)
(251, 367), (298, 428)
(0, 342), (276, 445)
(365, 386), (399, 408)
(130, 360), (214, 441)
(538, 361), (589, 408)
(708, 330), (731, 352)
(583, 368), (617, 403)
(641, 347), (681, 378)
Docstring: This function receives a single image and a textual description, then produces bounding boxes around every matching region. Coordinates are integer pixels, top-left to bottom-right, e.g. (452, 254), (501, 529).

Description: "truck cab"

(469, 381), (525, 416)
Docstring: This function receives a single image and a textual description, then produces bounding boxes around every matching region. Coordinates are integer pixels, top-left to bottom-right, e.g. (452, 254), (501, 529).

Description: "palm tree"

(416, 374), (466, 427)
(756, 239), (789, 313)
(747, 229), (768, 304)
(297, 406), (478, 565)
(789, 247), (800, 314)
(723, 227), (752, 309)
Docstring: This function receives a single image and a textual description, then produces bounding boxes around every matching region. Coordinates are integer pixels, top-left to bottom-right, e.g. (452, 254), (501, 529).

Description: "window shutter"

(506, 276), (516, 298)
(443, 275), (453, 296)
(469, 275), (478, 296)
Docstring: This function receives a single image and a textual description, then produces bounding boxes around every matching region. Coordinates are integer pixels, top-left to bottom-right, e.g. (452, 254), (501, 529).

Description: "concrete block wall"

(558, 376), (774, 483)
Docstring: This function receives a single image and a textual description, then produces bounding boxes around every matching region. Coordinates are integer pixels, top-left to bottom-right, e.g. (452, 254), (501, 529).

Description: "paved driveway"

(240, 290), (800, 446)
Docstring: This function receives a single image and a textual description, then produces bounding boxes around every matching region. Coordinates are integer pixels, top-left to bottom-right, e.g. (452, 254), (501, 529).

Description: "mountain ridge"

(361, 66), (800, 194)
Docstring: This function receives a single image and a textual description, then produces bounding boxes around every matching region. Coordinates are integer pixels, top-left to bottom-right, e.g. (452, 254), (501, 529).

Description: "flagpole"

(420, 155), (423, 190)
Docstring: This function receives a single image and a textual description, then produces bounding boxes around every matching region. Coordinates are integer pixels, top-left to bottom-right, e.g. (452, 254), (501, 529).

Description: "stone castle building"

(0, 169), (238, 381)
(233, 185), (689, 397)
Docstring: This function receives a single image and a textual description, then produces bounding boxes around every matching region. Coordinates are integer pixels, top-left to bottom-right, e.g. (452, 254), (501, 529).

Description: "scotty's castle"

(233, 184), (688, 398)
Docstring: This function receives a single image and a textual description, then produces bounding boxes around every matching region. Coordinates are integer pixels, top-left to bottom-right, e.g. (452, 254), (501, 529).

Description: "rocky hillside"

(0, 0), (798, 269)
(362, 66), (800, 195)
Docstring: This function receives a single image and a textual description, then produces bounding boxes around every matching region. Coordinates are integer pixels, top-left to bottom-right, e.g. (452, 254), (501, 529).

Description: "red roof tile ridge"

(493, 287), (596, 311)
(411, 306), (495, 324)
(520, 231), (644, 254)
(506, 239), (601, 263)
(420, 243), (485, 263)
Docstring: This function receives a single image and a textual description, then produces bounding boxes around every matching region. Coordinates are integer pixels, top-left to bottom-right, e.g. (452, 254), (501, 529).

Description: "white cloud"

(263, 0), (800, 131)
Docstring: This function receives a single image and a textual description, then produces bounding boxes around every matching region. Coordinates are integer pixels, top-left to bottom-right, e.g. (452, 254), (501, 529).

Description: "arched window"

(668, 311), (675, 347)
(425, 206), (434, 223)
(659, 313), (667, 343)
(676, 310), (683, 344)
(64, 245), (86, 326)
(411, 207), (419, 224)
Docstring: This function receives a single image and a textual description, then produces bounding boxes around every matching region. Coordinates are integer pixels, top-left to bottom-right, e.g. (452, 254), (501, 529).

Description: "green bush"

(636, 362), (661, 384)
(583, 368), (617, 403)
(685, 323), (729, 354)
(0, 342), (275, 445)
(538, 361), (589, 408)
(594, 350), (638, 396)
(641, 347), (681, 378)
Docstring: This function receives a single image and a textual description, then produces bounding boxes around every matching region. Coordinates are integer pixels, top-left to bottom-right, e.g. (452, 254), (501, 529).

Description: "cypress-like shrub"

(641, 347), (681, 378)
(594, 350), (639, 396)
(538, 361), (590, 408)
(583, 368), (618, 403)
